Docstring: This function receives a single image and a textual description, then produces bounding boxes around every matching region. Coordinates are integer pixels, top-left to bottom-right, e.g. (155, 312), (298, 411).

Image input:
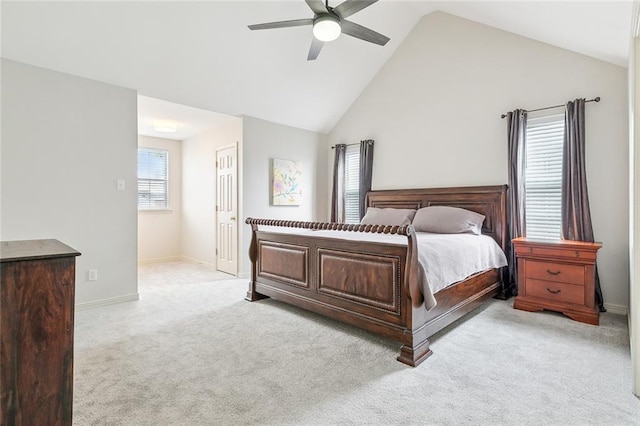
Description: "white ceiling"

(138, 95), (237, 140)
(2, 1), (634, 134)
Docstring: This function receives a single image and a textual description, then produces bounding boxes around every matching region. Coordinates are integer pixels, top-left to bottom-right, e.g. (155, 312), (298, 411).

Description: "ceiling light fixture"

(152, 119), (178, 133)
(313, 15), (341, 42)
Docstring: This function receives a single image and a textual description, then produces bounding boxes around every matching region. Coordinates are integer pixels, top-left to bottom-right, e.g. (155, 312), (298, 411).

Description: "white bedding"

(413, 232), (507, 309)
(259, 226), (507, 310)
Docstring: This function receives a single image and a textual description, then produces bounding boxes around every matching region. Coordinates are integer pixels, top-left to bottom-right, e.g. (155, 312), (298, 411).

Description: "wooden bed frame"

(245, 185), (508, 366)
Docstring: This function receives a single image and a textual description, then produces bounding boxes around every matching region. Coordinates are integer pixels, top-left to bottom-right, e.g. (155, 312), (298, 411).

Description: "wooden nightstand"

(512, 237), (602, 325)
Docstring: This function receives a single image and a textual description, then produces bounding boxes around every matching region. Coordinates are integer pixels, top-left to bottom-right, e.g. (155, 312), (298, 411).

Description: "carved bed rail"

(244, 218), (424, 308)
(244, 218), (412, 235)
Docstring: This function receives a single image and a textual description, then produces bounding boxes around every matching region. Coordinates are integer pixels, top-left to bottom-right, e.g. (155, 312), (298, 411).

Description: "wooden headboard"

(366, 185), (508, 251)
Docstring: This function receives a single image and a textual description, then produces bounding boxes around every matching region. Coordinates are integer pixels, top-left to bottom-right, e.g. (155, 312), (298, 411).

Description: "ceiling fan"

(248, 0), (390, 61)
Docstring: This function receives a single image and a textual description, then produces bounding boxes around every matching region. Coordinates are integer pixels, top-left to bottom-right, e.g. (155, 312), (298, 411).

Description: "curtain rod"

(331, 142), (359, 149)
(330, 140), (374, 149)
(500, 97), (600, 119)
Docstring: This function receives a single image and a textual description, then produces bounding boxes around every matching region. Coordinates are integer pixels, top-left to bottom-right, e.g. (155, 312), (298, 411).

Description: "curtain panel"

(359, 140), (374, 220)
(506, 109), (527, 296)
(562, 98), (605, 311)
(331, 144), (346, 223)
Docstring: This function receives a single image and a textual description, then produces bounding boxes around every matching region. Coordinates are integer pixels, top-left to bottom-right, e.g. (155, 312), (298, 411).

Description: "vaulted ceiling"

(2, 1), (633, 134)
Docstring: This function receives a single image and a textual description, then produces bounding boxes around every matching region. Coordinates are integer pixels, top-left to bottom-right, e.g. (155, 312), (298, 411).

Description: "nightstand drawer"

(525, 279), (585, 305)
(525, 261), (585, 285)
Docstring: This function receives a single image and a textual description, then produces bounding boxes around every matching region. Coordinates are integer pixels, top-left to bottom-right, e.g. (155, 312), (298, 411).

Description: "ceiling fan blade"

(305, 0), (328, 15)
(341, 19), (390, 46)
(333, 0), (378, 19)
(248, 18), (314, 31)
(307, 37), (325, 61)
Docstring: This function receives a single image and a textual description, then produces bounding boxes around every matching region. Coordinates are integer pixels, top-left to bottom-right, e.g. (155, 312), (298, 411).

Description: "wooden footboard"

(245, 219), (432, 366)
(245, 185), (508, 366)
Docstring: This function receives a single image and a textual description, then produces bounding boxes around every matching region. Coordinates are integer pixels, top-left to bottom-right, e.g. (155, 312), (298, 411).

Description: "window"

(138, 147), (169, 210)
(524, 113), (564, 240)
(344, 144), (360, 224)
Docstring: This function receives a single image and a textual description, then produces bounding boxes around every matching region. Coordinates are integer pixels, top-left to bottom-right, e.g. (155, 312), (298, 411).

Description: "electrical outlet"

(117, 179), (126, 190)
(88, 269), (98, 281)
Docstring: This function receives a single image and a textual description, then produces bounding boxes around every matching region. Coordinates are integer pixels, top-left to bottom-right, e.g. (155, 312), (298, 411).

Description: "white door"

(216, 144), (238, 275)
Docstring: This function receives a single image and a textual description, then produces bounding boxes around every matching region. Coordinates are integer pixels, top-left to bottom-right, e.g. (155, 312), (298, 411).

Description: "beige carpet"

(73, 261), (640, 425)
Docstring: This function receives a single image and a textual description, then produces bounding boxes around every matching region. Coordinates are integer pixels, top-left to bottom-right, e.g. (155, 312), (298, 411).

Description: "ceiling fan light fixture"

(313, 15), (341, 42)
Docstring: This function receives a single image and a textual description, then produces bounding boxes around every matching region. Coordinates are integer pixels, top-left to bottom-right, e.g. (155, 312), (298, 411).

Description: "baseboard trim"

(604, 303), (628, 316)
(179, 255), (217, 269)
(75, 293), (140, 311)
(138, 256), (181, 265)
(238, 272), (250, 279)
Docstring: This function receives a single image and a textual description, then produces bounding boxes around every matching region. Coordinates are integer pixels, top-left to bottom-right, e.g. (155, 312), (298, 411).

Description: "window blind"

(524, 113), (564, 240)
(138, 147), (169, 210)
(344, 144), (360, 224)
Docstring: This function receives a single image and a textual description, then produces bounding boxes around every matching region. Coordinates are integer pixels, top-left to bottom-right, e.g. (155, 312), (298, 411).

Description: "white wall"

(629, 3), (640, 397)
(241, 116), (328, 275)
(1, 59), (138, 307)
(181, 118), (242, 267)
(329, 12), (629, 312)
(138, 135), (182, 263)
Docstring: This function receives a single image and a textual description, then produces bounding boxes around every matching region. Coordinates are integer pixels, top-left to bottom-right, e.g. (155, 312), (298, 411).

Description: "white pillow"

(412, 206), (485, 235)
(360, 207), (417, 226)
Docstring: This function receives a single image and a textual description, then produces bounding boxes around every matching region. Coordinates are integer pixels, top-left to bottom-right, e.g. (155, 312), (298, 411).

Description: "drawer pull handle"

(546, 288), (562, 294)
(546, 269), (561, 276)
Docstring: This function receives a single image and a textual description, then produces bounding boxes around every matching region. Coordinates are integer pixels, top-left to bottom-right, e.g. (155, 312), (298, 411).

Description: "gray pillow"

(412, 206), (485, 235)
(360, 207), (417, 226)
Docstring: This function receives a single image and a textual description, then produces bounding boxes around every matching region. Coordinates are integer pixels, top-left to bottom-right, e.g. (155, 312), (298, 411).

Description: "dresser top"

(0, 239), (81, 263)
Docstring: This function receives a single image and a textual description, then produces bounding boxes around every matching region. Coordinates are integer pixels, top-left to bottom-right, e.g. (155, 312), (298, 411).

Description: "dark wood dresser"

(512, 237), (601, 325)
(1, 239), (81, 425)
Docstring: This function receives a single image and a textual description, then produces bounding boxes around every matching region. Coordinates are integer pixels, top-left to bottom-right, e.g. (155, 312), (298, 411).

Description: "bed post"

(397, 225), (432, 367)
(403, 225), (423, 309)
(493, 185), (511, 300)
(245, 220), (267, 302)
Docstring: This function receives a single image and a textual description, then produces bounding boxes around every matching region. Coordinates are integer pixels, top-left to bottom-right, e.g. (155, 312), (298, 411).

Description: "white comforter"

(413, 232), (508, 309)
(259, 226), (508, 310)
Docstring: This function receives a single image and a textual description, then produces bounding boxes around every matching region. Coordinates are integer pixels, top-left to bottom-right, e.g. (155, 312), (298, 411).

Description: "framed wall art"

(272, 158), (302, 206)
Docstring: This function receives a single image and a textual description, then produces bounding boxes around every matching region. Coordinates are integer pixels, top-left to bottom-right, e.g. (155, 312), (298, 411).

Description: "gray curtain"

(359, 140), (374, 220)
(562, 98), (605, 311)
(331, 144), (346, 222)
(506, 109), (527, 296)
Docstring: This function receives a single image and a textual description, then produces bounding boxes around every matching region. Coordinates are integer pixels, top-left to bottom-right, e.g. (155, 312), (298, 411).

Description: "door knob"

(230, 217), (236, 221)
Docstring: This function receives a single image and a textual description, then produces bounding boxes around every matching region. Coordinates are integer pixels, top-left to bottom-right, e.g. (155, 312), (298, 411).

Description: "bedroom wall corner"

(181, 117), (242, 269)
(1, 59), (139, 306)
(241, 116), (329, 275)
